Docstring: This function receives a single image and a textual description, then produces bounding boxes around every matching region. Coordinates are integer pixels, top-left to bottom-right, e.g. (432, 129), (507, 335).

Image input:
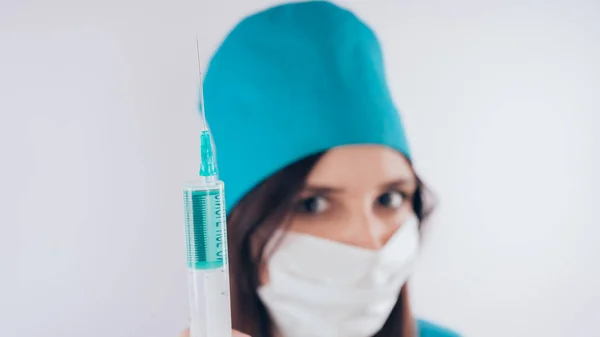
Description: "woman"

(183, 1), (460, 336)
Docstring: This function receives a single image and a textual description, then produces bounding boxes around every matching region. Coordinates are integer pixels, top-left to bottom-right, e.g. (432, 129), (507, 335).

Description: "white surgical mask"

(257, 215), (420, 337)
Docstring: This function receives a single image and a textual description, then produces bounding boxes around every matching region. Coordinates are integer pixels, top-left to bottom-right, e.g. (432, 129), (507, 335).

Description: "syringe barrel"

(183, 180), (232, 337)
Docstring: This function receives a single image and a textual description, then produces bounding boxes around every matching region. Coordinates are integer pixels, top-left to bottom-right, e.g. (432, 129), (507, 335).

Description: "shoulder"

(417, 319), (461, 337)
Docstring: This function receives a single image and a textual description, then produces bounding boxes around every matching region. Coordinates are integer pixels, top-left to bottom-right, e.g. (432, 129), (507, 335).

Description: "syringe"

(182, 37), (232, 337)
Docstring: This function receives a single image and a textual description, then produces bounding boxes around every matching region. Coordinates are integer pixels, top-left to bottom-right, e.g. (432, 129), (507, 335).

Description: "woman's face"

(289, 145), (417, 249)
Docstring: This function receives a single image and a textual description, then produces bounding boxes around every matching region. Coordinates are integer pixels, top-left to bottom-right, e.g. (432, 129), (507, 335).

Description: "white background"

(1, 0), (599, 336)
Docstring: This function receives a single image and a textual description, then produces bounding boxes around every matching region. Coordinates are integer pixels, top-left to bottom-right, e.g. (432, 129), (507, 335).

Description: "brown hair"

(227, 151), (432, 337)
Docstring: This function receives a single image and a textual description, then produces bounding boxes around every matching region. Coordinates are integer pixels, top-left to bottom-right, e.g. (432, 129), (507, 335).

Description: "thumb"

(179, 328), (249, 337)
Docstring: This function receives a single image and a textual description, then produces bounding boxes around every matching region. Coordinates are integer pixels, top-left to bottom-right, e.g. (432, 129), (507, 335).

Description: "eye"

(295, 195), (330, 214)
(377, 190), (404, 209)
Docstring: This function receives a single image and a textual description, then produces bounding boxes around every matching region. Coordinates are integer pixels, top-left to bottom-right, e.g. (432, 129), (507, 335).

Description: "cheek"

(259, 262), (269, 286)
(376, 201), (412, 221)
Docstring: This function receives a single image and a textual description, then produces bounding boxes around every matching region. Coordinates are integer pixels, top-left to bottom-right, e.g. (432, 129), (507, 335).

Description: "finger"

(179, 328), (247, 337)
(232, 329), (251, 337)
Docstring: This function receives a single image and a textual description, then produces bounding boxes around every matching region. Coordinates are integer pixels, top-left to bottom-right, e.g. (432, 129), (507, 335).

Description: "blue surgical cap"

(204, 1), (410, 211)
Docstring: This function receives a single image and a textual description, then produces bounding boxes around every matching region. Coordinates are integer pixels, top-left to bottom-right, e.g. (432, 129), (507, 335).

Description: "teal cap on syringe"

(199, 130), (217, 177)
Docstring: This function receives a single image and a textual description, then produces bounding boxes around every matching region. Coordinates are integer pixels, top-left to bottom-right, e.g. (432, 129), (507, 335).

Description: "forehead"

(306, 145), (414, 187)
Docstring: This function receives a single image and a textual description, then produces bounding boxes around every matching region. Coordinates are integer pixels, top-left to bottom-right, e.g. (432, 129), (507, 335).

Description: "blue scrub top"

(418, 320), (461, 337)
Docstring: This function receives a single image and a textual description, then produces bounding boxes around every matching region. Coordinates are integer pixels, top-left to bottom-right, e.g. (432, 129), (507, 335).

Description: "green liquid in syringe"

(183, 183), (227, 270)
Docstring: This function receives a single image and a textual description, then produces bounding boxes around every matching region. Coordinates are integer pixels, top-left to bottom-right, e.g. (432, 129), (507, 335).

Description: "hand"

(178, 328), (250, 337)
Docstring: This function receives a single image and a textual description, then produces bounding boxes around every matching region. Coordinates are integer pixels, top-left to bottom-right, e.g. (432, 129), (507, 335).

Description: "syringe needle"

(196, 34), (202, 81)
(196, 34), (207, 128)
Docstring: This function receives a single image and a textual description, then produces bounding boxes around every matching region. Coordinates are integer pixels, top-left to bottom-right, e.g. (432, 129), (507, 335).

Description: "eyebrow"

(302, 178), (416, 194)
